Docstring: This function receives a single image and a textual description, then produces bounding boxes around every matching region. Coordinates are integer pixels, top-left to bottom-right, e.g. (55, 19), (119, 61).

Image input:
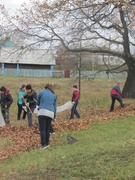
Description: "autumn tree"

(55, 45), (77, 70)
(1, 0), (135, 97)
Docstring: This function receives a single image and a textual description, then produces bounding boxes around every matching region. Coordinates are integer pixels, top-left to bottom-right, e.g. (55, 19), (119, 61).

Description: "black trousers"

(110, 95), (124, 112)
(17, 103), (27, 120)
(38, 116), (52, 146)
(50, 122), (55, 133)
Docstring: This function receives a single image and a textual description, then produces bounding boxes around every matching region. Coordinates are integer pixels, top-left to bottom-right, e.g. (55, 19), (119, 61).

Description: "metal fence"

(0, 68), (127, 79)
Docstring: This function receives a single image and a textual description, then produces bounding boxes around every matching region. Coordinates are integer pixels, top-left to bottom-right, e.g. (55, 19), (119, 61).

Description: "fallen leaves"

(0, 126), (40, 161)
(0, 103), (135, 161)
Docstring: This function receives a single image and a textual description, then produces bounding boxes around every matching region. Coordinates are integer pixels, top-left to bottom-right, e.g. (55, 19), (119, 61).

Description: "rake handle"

(22, 96), (38, 126)
(22, 96), (33, 115)
(55, 121), (68, 136)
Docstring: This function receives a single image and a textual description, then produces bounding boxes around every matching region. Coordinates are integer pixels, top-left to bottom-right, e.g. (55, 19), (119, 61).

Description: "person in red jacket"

(69, 85), (80, 119)
(110, 82), (124, 112)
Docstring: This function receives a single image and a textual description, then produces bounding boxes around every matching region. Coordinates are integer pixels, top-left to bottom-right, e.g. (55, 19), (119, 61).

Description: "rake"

(55, 120), (77, 144)
(22, 97), (38, 127)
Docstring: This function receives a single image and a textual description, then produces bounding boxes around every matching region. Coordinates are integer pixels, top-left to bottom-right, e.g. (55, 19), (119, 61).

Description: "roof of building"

(0, 48), (56, 65)
(0, 38), (18, 48)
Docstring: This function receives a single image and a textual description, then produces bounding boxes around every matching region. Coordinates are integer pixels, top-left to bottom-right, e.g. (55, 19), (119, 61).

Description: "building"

(0, 39), (56, 77)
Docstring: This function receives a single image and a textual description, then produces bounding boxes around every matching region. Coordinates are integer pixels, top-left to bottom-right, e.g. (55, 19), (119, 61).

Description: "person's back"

(110, 82), (124, 112)
(37, 89), (56, 112)
(111, 85), (121, 97)
(37, 83), (57, 150)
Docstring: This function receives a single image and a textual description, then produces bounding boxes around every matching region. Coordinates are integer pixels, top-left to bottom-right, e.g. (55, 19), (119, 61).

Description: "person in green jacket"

(17, 85), (26, 120)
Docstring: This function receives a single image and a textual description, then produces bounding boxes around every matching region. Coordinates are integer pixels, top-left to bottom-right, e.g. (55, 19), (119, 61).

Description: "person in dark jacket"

(23, 84), (37, 127)
(17, 85), (27, 120)
(37, 83), (57, 149)
(0, 86), (13, 125)
(110, 82), (124, 112)
(69, 85), (80, 119)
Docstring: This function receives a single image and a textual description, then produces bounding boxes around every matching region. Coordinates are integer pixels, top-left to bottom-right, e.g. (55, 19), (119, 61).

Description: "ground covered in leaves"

(0, 104), (135, 161)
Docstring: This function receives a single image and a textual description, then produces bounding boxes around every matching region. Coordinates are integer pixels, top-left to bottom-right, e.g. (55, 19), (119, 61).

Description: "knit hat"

(26, 85), (32, 90)
(0, 86), (6, 91)
(117, 81), (122, 85)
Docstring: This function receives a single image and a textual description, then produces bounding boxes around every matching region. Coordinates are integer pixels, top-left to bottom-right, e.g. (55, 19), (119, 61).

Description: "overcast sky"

(0, 0), (31, 14)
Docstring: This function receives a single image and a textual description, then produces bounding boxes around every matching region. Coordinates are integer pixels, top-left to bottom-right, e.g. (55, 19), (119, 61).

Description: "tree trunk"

(122, 68), (135, 98)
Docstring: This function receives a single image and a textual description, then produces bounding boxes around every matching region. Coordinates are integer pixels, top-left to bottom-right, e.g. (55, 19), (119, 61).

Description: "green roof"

(0, 39), (18, 48)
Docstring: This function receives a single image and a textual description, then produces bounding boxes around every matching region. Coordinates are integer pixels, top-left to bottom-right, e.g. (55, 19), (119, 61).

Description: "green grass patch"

(1, 116), (135, 179)
(0, 137), (13, 151)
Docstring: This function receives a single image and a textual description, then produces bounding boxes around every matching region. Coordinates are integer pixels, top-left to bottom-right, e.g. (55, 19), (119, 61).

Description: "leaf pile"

(0, 126), (40, 161)
(0, 119), (92, 161)
(92, 103), (135, 121)
(0, 104), (135, 161)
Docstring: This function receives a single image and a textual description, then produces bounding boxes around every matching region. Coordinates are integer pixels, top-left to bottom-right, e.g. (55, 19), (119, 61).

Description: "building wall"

(0, 63), (52, 77)
(1, 63), (51, 70)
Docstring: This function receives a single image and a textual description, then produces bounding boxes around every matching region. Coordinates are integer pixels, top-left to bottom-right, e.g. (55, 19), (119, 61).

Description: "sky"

(0, 0), (55, 14)
(0, 0), (32, 14)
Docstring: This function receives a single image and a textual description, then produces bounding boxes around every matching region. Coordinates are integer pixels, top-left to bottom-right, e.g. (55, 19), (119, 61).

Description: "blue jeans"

(38, 116), (52, 146)
(70, 101), (80, 119)
(110, 95), (124, 112)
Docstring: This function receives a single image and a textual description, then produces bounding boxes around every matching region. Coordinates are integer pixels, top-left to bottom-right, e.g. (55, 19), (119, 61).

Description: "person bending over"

(110, 82), (124, 112)
(37, 83), (57, 150)
(23, 85), (37, 127)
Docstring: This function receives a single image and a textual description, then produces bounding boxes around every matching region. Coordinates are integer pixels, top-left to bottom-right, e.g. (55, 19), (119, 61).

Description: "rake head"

(67, 135), (77, 144)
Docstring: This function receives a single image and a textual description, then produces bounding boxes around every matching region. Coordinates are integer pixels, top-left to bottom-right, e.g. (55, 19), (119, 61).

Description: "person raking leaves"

(37, 83), (57, 150)
(23, 84), (37, 127)
(110, 81), (124, 112)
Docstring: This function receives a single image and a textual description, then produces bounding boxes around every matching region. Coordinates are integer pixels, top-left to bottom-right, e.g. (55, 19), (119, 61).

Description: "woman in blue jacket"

(37, 83), (57, 149)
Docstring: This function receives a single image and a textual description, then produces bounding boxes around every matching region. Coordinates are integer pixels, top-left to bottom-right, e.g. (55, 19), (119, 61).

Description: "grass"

(1, 76), (135, 179)
(0, 137), (13, 151)
(0, 76), (134, 124)
(1, 116), (135, 179)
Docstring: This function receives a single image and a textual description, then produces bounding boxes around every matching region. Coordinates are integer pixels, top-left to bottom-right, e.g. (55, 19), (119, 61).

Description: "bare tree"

(1, 0), (135, 97)
(0, 5), (9, 41)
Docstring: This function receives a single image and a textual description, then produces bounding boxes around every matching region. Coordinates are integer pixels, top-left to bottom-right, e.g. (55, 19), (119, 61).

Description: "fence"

(0, 68), (127, 79)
